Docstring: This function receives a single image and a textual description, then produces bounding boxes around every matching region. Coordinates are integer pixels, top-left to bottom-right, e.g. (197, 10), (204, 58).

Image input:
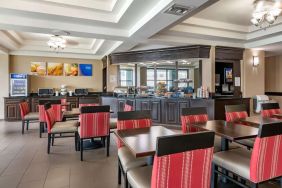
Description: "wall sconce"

(253, 56), (259, 67)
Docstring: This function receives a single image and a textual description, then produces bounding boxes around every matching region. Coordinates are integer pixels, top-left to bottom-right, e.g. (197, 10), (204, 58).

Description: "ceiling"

(0, 0), (282, 59)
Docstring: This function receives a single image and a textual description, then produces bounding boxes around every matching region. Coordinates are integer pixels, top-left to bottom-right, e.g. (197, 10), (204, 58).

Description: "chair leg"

(39, 122), (43, 138)
(26, 120), (29, 130)
(106, 135), (110, 157)
(211, 163), (218, 188)
(22, 120), (25, 134)
(74, 132), (78, 151)
(124, 174), (128, 188)
(47, 133), (51, 154)
(80, 138), (83, 161)
(118, 160), (122, 185)
(280, 178), (282, 188)
(51, 134), (55, 146)
(250, 183), (258, 188)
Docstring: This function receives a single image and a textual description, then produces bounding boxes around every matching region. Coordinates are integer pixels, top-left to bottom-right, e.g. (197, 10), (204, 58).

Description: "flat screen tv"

(224, 68), (233, 83)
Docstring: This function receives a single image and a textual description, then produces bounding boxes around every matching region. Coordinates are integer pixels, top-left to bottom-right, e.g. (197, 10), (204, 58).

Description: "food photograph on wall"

(47, 62), (64, 76)
(30, 62), (46, 76)
(64, 63), (78, 76)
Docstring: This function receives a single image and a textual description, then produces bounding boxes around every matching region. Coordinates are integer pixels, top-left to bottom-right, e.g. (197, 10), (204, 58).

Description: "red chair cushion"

(124, 104), (133, 112)
(151, 147), (214, 188)
(261, 109), (281, 118)
(19, 102), (30, 120)
(250, 135), (282, 183)
(117, 119), (152, 148)
(79, 112), (110, 139)
(181, 114), (208, 133)
(225, 111), (248, 122)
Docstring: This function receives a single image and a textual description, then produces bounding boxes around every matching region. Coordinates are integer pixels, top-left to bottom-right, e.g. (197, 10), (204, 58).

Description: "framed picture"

(224, 68), (233, 83)
(64, 63), (78, 76)
(30, 62), (46, 76)
(79, 64), (92, 76)
(47, 62), (63, 76)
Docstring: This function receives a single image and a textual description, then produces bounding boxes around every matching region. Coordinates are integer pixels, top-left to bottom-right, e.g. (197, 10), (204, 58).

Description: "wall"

(202, 46), (215, 92)
(10, 55), (103, 92)
(107, 63), (118, 92)
(265, 55), (282, 107)
(0, 54), (9, 119)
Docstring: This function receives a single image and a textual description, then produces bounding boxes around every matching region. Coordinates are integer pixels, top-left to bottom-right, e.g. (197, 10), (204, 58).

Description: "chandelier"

(251, 0), (281, 28)
(47, 35), (66, 51)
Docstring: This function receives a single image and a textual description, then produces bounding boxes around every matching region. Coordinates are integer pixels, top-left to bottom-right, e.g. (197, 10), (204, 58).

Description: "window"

(146, 68), (188, 89)
(120, 69), (133, 86)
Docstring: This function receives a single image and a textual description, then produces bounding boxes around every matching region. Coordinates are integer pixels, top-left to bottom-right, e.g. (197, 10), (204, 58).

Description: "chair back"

(79, 106), (110, 139)
(19, 101), (30, 120)
(250, 122), (282, 183)
(124, 100), (134, 111)
(225, 104), (248, 122)
(117, 110), (152, 148)
(39, 100), (62, 122)
(44, 103), (57, 133)
(151, 131), (215, 188)
(261, 103), (281, 118)
(61, 98), (67, 111)
(79, 98), (100, 108)
(181, 107), (208, 133)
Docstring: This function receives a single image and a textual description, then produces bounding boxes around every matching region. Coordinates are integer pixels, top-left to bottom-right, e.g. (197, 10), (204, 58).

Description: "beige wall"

(242, 49), (265, 98)
(0, 54), (9, 119)
(10, 55), (103, 92)
(107, 63), (118, 92)
(265, 55), (282, 107)
(202, 46), (215, 92)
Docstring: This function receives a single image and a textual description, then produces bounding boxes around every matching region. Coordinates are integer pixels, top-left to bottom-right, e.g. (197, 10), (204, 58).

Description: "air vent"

(164, 4), (194, 16)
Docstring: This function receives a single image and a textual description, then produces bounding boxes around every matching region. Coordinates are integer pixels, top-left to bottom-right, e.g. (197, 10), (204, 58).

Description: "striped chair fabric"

(225, 111), (248, 122)
(40, 104), (62, 122)
(39, 105), (46, 122)
(181, 114), (208, 133)
(79, 112), (110, 139)
(79, 103), (99, 108)
(61, 99), (67, 112)
(151, 132), (214, 188)
(19, 101), (30, 120)
(117, 118), (152, 148)
(45, 107), (57, 133)
(261, 108), (281, 118)
(124, 104), (133, 112)
(250, 133), (282, 183)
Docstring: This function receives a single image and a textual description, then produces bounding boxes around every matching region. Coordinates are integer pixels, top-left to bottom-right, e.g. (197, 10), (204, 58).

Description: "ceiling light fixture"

(251, 0), (281, 28)
(47, 35), (66, 52)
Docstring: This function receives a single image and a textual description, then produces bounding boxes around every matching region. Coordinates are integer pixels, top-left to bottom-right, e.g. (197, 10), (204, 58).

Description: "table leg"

(147, 156), (154, 165)
(221, 138), (229, 151)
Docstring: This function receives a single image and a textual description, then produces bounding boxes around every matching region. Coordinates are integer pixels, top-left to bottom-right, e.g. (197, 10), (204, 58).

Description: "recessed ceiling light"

(164, 4), (194, 16)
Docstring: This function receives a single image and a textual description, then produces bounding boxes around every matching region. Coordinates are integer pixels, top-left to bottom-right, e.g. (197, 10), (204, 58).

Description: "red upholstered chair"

(44, 103), (78, 154)
(19, 100), (39, 134)
(78, 105), (110, 161)
(117, 110), (152, 188)
(61, 98), (67, 112)
(127, 131), (215, 188)
(261, 103), (281, 118)
(213, 122), (282, 188)
(225, 104), (248, 122)
(181, 107), (208, 133)
(38, 100), (63, 138)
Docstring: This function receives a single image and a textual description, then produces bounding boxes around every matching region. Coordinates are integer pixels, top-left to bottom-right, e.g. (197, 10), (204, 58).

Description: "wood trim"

(110, 45), (211, 64)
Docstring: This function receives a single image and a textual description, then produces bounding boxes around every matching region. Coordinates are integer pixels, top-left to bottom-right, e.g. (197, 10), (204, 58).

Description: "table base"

(83, 139), (104, 150)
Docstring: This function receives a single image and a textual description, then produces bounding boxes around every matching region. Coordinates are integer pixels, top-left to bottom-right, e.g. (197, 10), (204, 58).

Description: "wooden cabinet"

(117, 99), (126, 112)
(4, 97), (28, 121)
(67, 97), (78, 110)
(135, 99), (161, 123)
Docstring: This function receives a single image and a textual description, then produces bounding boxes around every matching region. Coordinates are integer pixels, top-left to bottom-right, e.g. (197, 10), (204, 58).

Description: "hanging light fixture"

(251, 0), (281, 28)
(47, 35), (66, 51)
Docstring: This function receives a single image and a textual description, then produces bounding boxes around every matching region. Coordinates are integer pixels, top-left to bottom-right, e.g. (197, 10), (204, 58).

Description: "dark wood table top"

(63, 108), (113, 118)
(192, 120), (258, 141)
(273, 114), (282, 118)
(239, 116), (282, 126)
(114, 126), (180, 158)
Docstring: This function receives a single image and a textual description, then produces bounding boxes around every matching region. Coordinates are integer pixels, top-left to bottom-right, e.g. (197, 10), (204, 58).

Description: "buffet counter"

(4, 95), (250, 124)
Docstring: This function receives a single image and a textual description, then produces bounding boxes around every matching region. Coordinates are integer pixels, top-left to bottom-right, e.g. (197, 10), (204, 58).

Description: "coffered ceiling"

(0, 0), (282, 59)
(0, 0), (217, 59)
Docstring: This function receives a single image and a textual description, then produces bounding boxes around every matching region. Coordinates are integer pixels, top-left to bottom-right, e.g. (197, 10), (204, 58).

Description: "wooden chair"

(261, 103), (281, 118)
(212, 122), (282, 188)
(117, 110), (152, 188)
(127, 131), (215, 188)
(19, 100), (39, 134)
(78, 105), (110, 161)
(181, 107), (208, 133)
(79, 98), (100, 107)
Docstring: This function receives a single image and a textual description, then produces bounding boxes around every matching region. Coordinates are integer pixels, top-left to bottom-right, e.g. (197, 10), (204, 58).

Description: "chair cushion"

(118, 147), (147, 173)
(51, 120), (78, 133)
(235, 138), (255, 148)
(24, 112), (39, 120)
(127, 166), (152, 188)
(213, 148), (251, 180)
(110, 118), (117, 129)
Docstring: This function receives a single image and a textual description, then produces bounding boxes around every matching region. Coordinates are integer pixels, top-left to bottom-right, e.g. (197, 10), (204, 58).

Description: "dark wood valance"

(109, 45), (211, 64)
(215, 46), (244, 61)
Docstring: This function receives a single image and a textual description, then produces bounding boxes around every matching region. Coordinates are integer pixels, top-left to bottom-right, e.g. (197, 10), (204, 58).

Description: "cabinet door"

(117, 99), (126, 112)
(151, 101), (161, 123)
(164, 101), (178, 124)
(139, 100), (150, 111)
(5, 104), (18, 121)
(178, 101), (189, 123)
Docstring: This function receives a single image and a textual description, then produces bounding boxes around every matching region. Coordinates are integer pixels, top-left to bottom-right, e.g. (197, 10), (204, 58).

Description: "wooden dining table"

(272, 114), (282, 119)
(239, 116), (282, 127)
(114, 126), (180, 164)
(191, 120), (259, 151)
(63, 108), (114, 120)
